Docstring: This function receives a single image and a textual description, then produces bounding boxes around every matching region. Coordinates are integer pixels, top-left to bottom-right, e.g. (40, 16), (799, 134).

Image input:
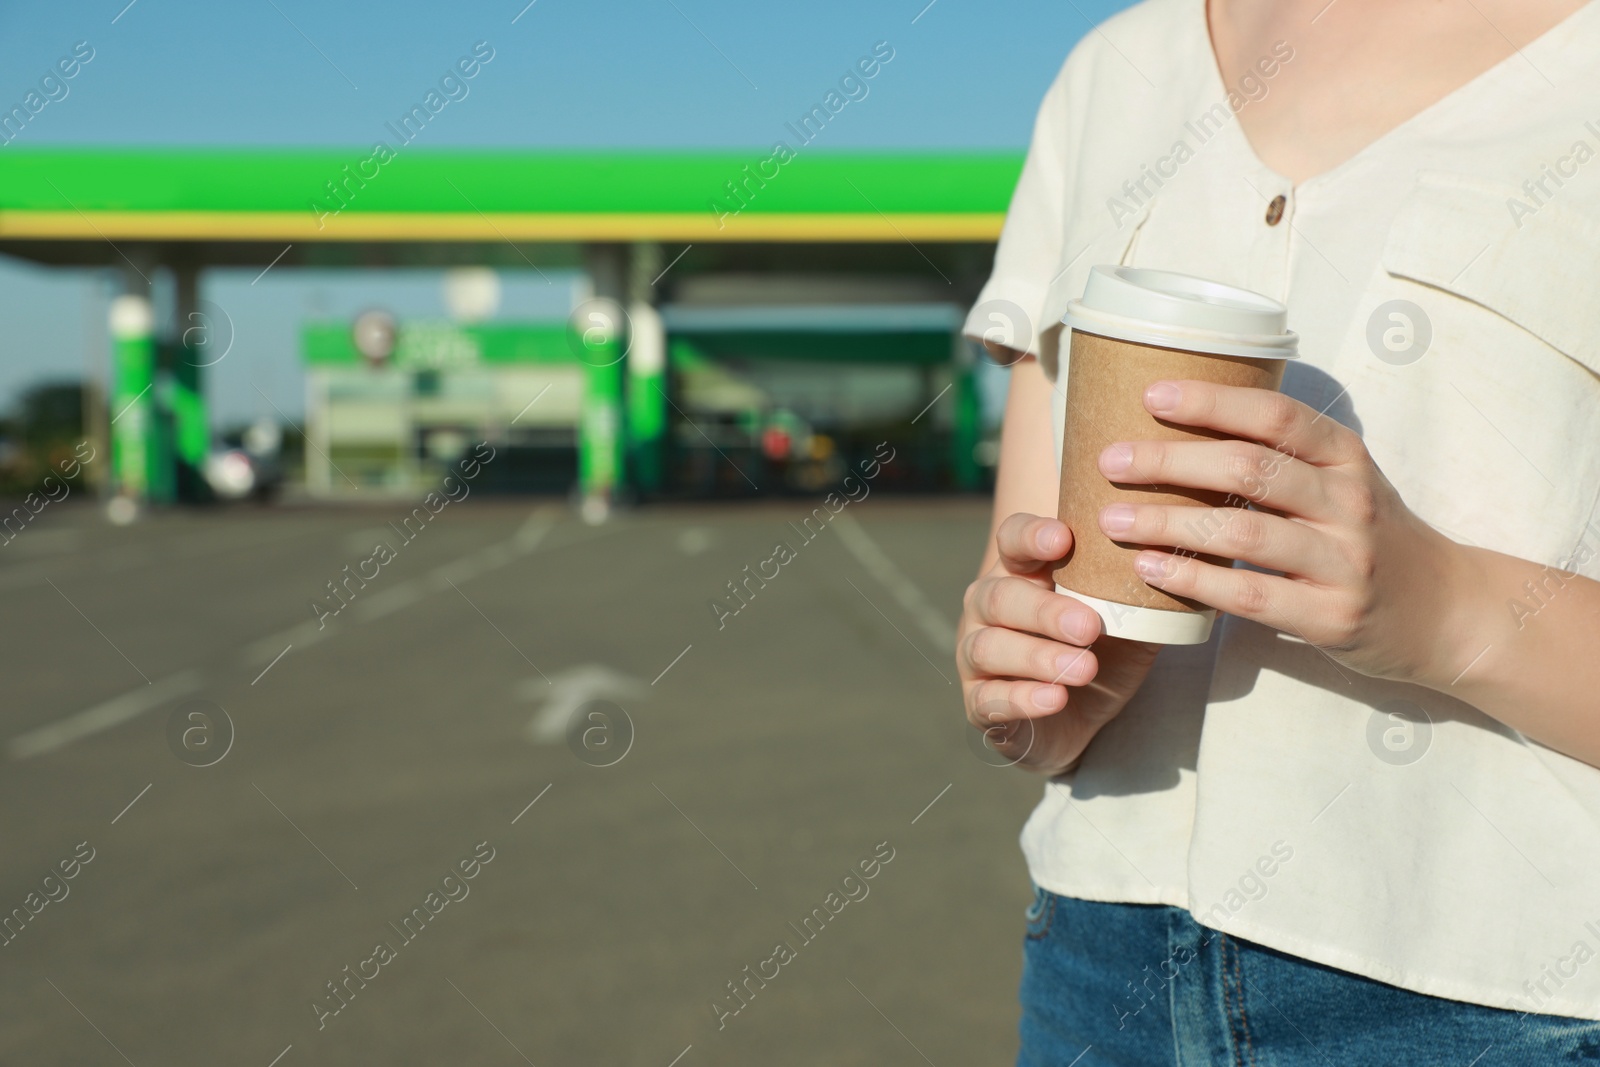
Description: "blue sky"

(0, 0), (1135, 424)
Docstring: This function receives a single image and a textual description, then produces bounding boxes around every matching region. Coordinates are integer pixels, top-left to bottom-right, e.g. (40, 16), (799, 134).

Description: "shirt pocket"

(1383, 170), (1600, 378)
(1352, 171), (1600, 576)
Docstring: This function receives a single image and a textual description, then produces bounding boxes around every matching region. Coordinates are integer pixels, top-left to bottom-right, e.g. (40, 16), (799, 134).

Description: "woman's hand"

(1098, 379), (1471, 685)
(959, 513), (1162, 775)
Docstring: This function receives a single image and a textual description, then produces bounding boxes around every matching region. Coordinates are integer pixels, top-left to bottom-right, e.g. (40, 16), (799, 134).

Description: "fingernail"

(1060, 609), (1097, 645)
(1069, 610), (1102, 645)
(1145, 382), (1181, 414)
(1100, 443), (1133, 476)
(1036, 523), (1065, 555)
(1054, 651), (1087, 682)
(1031, 686), (1061, 711)
(1100, 503), (1135, 535)
(1135, 553), (1170, 582)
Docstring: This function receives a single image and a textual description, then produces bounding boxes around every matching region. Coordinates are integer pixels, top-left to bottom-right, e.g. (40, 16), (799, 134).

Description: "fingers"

(1142, 380), (1362, 468)
(966, 684), (1110, 775)
(959, 625), (1100, 689)
(995, 513), (1073, 574)
(1098, 437), (1336, 521)
(965, 575), (1104, 645)
(1098, 502), (1351, 583)
(967, 677), (1067, 725)
(1133, 550), (1343, 642)
(959, 576), (1105, 732)
(969, 713), (1040, 767)
(966, 702), (1061, 772)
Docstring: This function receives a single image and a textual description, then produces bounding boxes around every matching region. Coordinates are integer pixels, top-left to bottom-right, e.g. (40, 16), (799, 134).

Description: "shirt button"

(1265, 195), (1287, 226)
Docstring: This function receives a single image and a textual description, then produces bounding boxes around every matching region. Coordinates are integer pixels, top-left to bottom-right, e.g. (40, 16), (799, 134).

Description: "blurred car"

(204, 418), (284, 501)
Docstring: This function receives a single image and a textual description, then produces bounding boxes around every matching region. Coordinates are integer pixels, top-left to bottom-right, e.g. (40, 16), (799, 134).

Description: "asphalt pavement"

(0, 493), (1046, 1067)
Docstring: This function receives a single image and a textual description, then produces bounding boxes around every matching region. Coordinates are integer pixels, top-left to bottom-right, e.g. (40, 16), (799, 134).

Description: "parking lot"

(0, 494), (1044, 1066)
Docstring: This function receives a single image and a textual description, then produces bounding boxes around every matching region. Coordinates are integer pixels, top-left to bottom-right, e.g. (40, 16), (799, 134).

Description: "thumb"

(995, 513), (1072, 576)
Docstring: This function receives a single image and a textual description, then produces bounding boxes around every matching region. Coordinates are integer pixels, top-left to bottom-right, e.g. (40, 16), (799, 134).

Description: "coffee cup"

(1054, 266), (1298, 645)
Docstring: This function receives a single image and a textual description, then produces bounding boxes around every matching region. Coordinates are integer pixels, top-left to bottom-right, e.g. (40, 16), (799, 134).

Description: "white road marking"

(349, 582), (425, 623)
(430, 555), (488, 589)
(473, 542), (515, 569)
(513, 510), (558, 551)
(523, 665), (647, 743)
(831, 512), (958, 651)
(10, 671), (202, 761)
(18, 507), (567, 760)
(241, 620), (327, 666)
(247, 507), (560, 653)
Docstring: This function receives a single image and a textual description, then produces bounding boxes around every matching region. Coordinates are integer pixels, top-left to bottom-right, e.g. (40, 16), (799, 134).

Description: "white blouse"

(965, 0), (1600, 1021)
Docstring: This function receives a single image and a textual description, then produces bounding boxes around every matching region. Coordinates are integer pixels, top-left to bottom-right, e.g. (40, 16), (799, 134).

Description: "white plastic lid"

(1063, 266), (1298, 360)
(1055, 586), (1217, 645)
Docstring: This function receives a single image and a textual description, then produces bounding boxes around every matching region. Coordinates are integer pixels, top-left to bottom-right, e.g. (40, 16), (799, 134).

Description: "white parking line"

(831, 512), (958, 651)
(349, 582), (426, 623)
(13, 508), (570, 761)
(241, 620), (326, 666)
(10, 671), (202, 760)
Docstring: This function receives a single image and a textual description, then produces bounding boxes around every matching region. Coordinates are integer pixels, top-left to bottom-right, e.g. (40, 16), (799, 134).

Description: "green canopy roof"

(0, 149), (1021, 244)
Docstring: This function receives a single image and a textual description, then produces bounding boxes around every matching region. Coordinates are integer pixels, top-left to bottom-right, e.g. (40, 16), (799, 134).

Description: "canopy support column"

(108, 261), (164, 506)
(627, 242), (667, 497)
(578, 243), (630, 519)
(951, 333), (981, 491)
(171, 263), (211, 501)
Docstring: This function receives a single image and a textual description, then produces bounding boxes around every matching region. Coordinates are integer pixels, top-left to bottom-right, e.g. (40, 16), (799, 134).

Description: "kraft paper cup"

(1054, 266), (1298, 645)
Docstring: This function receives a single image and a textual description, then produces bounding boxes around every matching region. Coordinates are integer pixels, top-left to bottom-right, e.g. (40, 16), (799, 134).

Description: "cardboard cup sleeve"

(1053, 331), (1287, 644)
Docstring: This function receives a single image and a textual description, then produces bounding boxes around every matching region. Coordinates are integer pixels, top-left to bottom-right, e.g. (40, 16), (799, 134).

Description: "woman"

(958, 0), (1600, 1061)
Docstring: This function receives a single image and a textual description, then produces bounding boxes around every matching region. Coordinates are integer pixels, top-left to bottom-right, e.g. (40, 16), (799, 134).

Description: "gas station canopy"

(0, 149), (1022, 507)
(0, 149), (1020, 264)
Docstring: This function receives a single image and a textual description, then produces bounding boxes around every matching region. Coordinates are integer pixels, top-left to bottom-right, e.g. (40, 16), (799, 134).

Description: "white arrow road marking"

(521, 664), (648, 743)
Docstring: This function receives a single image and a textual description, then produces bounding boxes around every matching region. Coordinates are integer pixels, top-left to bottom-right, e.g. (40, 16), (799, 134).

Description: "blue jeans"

(1018, 890), (1600, 1066)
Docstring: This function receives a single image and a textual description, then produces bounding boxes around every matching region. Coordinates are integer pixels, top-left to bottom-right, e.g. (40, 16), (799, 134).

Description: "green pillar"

(170, 358), (207, 469)
(109, 294), (162, 501)
(171, 266), (210, 498)
(952, 345), (982, 491)
(579, 334), (625, 499)
(578, 244), (630, 513)
(626, 300), (667, 493)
